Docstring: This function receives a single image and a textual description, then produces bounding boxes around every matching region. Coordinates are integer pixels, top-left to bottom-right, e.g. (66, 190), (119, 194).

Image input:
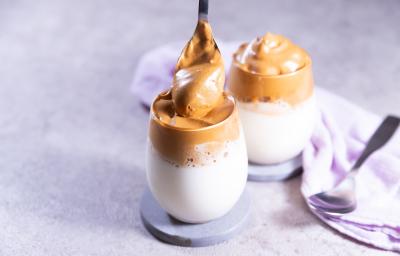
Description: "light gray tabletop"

(0, 0), (399, 255)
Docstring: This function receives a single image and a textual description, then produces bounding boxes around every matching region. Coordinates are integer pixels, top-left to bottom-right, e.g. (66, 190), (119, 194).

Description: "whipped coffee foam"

(172, 19), (225, 119)
(228, 33), (313, 106)
(149, 19), (240, 166)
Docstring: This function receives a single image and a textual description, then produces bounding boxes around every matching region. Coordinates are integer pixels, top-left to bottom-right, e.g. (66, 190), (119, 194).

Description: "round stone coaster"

(140, 188), (251, 247)
(248, 154), (303, 182)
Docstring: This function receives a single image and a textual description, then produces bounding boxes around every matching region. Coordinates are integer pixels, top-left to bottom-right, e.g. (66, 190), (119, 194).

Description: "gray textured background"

(0, 0), (399, 255)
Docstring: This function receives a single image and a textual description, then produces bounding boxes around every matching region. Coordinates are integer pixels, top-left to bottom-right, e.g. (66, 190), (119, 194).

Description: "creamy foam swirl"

(172, 19), (225, 119)
(228, 33), (314, 105)
(236, 33), (307, 76)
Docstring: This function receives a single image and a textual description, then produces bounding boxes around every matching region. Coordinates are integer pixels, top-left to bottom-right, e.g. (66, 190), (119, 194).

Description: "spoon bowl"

(308, 172), (357, 214)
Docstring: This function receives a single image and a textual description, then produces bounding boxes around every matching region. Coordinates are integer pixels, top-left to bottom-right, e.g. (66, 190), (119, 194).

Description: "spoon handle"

(198, 0), (208, 20)
(352, 115), (400, 170)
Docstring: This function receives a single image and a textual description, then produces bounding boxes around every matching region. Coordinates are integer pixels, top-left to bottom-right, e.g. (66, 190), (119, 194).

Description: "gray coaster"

(248, 154), (303, 182)
(140, 188), (251, 247)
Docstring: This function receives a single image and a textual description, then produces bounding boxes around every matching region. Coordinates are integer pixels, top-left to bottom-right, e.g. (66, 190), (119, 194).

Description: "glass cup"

(146, 92), (248, 223)
(228, 50), (316, 165)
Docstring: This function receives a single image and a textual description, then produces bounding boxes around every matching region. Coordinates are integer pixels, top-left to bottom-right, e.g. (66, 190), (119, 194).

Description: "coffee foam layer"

(236, 33), (308, 75)
(238, 93), (315, 116)
(148, 139), (238, 168)
(153, 90), (234, 129)
(149, 92), (240, 165)
(228, 33), (314, 105)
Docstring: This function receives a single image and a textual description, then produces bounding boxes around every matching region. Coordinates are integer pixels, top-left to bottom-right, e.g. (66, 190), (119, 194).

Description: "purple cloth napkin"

(131, 42), (400, 252)
(303, 89), (400, 252)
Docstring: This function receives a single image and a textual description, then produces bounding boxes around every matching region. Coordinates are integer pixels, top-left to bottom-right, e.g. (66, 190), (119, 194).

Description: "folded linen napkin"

(303, 89), (400, 252)
(131, 42), (400, 252)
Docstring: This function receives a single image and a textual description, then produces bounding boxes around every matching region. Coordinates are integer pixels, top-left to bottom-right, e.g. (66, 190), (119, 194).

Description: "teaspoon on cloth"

(308, 115), (400, 214)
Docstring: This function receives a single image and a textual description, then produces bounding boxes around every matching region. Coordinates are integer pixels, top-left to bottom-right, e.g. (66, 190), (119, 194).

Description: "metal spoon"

(308, 115), (400, 214)
(172, 0), (225, 118)
(198, 0), (208, 20)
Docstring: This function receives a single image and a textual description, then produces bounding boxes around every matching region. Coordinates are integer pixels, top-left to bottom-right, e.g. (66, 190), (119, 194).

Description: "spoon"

(172, 0), (225, 118)
(308, 115), (400, 214)
(198, 0), (208, 20)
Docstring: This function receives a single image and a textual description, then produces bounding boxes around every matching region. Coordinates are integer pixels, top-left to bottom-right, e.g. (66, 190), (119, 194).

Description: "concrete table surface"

(0, 0), (399, 255)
